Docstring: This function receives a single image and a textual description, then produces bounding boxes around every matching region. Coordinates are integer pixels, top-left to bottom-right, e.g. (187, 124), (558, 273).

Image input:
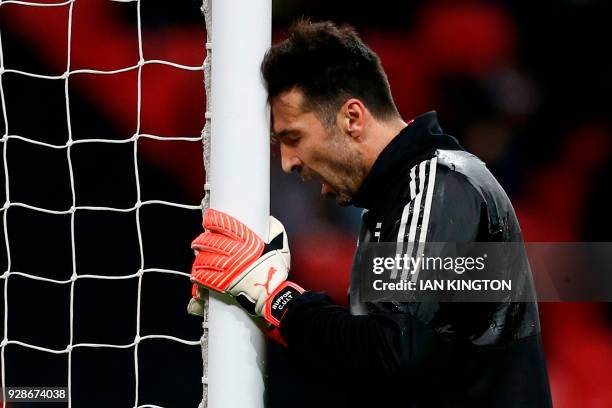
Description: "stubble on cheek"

(316, 137), (367, 205)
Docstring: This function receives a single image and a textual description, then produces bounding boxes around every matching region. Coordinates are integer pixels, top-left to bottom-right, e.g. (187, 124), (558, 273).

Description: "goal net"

(0, 0), (215, 406)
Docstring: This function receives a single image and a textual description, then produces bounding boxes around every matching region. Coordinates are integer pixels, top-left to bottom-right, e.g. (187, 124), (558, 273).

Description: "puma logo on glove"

(254, 267), (277, 296)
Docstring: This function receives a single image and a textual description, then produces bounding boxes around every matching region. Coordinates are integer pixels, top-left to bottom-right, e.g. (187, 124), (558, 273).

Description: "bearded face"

(297, 126), (366, 205)
(271, 89), (367, 205)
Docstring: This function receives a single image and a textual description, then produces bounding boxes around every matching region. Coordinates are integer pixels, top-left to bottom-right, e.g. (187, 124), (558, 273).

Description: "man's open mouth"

(321, 181), (337, 196)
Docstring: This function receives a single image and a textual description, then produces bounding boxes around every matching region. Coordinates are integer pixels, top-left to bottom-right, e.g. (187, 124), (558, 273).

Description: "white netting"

(0, 0), (207, 406)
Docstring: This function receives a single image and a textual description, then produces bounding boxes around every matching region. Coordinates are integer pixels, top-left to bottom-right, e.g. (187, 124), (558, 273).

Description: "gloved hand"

(188, 208), (304, 327)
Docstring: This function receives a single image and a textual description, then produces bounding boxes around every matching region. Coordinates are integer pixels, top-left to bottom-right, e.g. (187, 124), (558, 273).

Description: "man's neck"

(362, 117), (409, 173)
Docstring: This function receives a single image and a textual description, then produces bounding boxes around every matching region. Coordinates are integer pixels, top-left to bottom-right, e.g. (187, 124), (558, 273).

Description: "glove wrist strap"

(264, 281), (304, 327)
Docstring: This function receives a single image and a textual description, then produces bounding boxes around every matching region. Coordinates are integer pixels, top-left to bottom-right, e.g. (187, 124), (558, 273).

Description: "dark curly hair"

(261, 20), (399, 126)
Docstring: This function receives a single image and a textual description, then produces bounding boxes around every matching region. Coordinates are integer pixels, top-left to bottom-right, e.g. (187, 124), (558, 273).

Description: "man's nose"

(280, 144), (302, 173)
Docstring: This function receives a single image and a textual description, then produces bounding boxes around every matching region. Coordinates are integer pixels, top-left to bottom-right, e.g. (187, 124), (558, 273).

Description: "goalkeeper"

(189, 21), (552, 407)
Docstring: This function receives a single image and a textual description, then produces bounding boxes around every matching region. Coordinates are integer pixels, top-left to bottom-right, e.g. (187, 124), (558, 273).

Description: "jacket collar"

(350, 111), (463, 209)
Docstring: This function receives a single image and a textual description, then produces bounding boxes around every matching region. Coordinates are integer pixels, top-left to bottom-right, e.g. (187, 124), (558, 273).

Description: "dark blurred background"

(0, 0), (611, 407)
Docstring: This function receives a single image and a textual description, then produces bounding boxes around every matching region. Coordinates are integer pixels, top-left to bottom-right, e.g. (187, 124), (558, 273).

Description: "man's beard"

(301, 129), (367, 205)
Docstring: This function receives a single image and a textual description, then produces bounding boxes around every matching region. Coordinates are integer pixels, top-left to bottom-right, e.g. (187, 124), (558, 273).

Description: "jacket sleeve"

(279, 164), (483, 379)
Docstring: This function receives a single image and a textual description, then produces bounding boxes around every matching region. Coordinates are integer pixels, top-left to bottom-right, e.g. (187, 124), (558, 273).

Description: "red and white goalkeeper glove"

(188, 208), (304, 327)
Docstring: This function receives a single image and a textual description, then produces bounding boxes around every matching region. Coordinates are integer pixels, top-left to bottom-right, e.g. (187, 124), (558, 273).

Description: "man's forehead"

(271, 89), (307, 132)
(273, 88), (306, 112)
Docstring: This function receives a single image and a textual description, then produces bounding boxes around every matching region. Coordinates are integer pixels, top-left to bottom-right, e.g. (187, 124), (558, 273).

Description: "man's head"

(261, 20), (404, 205)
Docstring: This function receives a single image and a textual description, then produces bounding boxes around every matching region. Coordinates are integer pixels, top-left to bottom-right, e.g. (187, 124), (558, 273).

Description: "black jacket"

(278, 112), (552, 407)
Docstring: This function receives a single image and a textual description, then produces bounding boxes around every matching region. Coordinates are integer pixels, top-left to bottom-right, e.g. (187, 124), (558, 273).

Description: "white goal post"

(0, 0), (271, 406)
(202, 0), (271, 407)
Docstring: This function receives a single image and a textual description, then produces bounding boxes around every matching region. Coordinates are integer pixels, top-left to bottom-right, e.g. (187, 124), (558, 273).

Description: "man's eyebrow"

(270, 128), (297, 140)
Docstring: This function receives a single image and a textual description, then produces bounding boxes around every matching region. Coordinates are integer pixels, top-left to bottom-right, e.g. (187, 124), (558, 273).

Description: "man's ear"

(338, 98), (367, 140)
